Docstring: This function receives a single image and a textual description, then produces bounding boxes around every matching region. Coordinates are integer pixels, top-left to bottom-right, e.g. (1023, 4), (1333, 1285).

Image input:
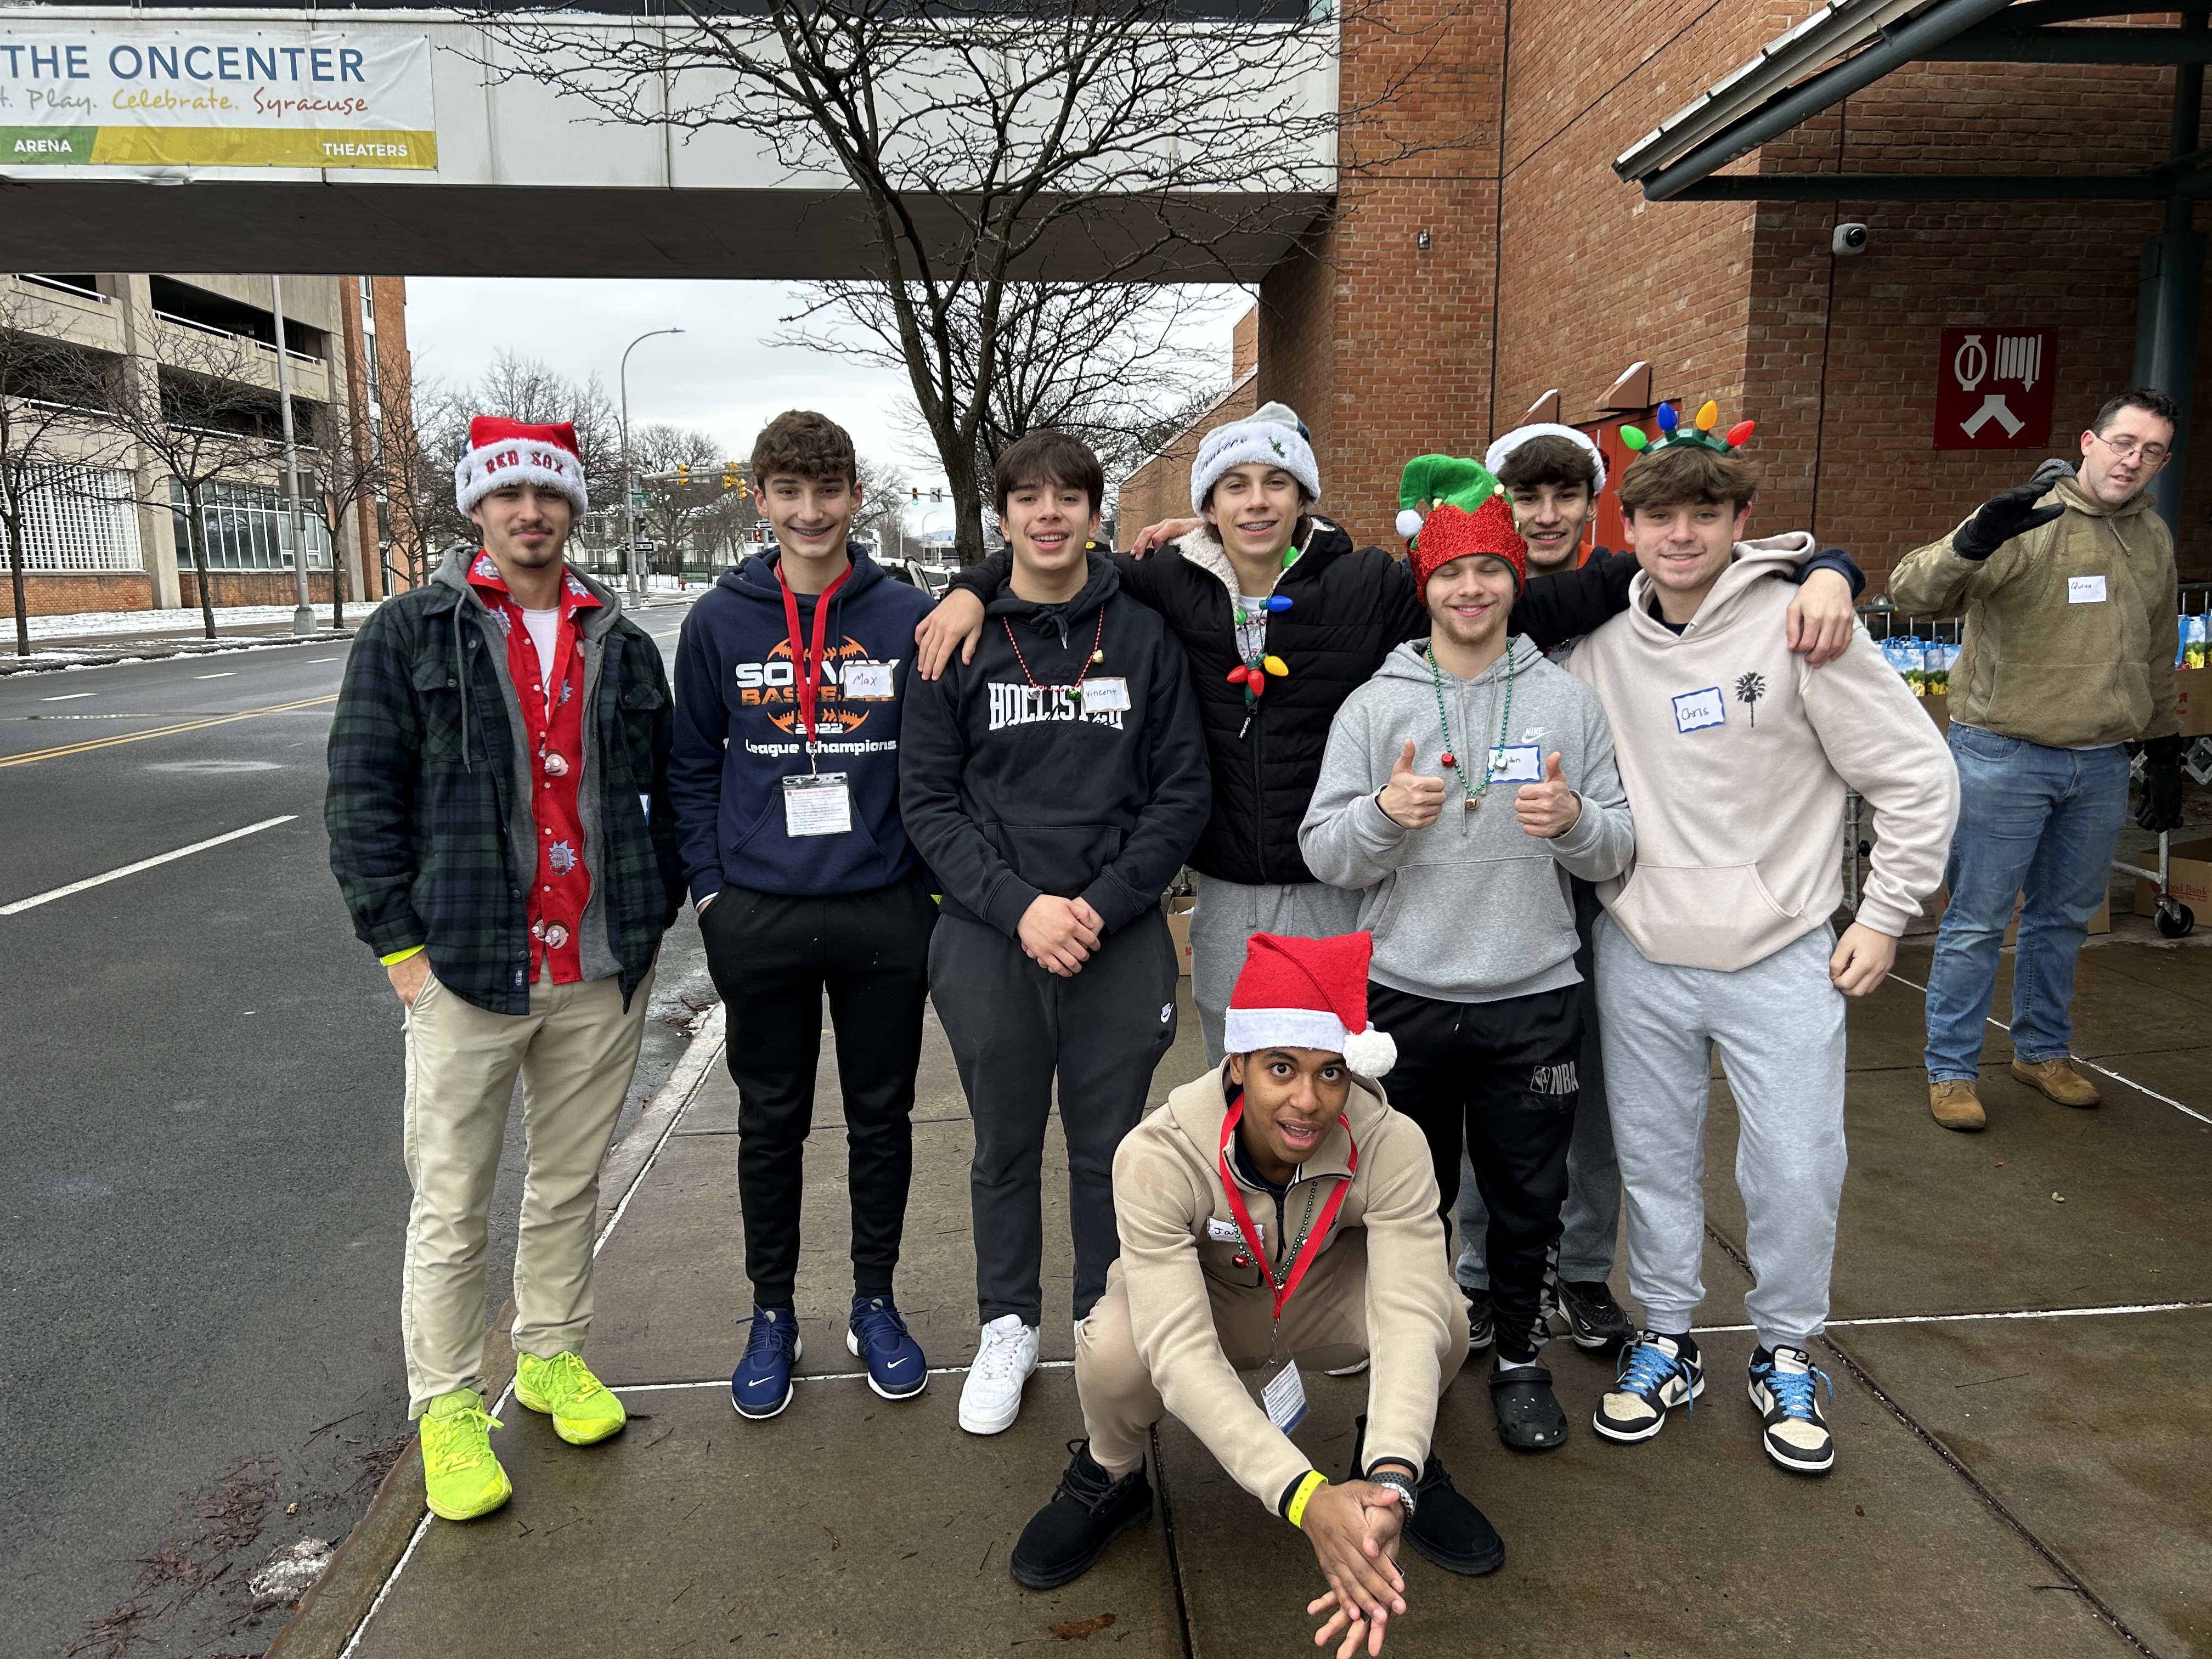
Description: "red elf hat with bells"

(454, 416), (590, 517)
(1223, 932), (1397, 1079)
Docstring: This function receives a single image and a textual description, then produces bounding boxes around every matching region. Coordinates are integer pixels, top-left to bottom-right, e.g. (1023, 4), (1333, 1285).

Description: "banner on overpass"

(0, 21), (436, 171)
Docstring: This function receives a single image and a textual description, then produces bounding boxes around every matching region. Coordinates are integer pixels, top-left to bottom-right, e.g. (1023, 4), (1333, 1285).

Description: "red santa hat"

(1223, 931), (1396, 1079)
(454, 416), (590, 517)
(1410, 493), (1527, 595)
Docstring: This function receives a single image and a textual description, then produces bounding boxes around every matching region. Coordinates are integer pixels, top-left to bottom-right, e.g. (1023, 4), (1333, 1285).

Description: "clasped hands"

(1019, 894), (1105, 976)
(1301, 1471), (1415, 1657)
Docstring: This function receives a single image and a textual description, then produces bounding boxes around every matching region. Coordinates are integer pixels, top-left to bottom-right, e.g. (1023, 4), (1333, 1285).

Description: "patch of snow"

(24, 601), (382, 641)
(247, 1537), (333, 1608)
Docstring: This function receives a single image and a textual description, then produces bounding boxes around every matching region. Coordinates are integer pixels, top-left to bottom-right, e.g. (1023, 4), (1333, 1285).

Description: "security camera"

(1833, 222), (1869, 257)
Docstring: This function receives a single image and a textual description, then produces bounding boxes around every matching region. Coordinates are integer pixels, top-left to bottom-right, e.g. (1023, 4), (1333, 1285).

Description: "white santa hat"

(1223, 930), (1395, 1079)
(1190, 401), (1321, 516)
(454, 415), (590, 517)
(1480, 422), (1607, 499)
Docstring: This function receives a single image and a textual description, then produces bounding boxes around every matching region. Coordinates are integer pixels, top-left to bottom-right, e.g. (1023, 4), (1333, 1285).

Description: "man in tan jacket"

(1890, 388), (2185, 1132)
(1567, 426), (1957, 1477)
(1009, 931), (1497, 1656)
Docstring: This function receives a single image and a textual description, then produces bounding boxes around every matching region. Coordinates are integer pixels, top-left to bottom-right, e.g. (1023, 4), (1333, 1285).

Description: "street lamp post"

(619, 327), (684, 599)
(270, 275), (314, 635)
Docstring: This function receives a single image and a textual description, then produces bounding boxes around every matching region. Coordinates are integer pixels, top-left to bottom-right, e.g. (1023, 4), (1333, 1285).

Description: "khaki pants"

(1075, 1233), (1470, 1479)
(399, 966), (653, 1415)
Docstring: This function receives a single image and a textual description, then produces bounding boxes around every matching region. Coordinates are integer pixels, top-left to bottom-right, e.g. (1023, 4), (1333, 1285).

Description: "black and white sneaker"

(1552, 1278), (1636, 1350)
(1460, 1285), (1494, 1352)
(1009, 1440), (1154, 1589)
(1748, 1347), (1835, 1475)
(1592, 1332), (1703, 1444)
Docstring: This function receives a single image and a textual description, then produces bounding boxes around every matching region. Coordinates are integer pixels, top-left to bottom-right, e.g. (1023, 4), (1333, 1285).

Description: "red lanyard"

(1217, 1096), (1357, 1322)
(777, 562), (850, 750)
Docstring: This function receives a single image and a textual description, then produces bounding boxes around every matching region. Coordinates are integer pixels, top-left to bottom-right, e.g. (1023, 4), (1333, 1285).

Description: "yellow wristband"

(380, 945), (426, 967)
(1286, 1471), (1328, 1531)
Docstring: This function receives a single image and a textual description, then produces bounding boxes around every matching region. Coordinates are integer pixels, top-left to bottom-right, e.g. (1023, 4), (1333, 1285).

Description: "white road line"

(0, 815), (297, 916)
(195, 672), (236, 680)
(42, 691), (97, 702)
(1887, 970), (2212, 1127)
(1691, 1298), (2212, 1336)
(309, 656), (338, 663)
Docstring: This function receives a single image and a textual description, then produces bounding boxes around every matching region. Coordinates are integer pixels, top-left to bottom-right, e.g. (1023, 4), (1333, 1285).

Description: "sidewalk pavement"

(275, 936), (2212, 1659)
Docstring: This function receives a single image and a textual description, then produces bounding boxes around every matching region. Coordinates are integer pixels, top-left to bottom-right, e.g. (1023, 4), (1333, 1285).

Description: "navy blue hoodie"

(668, 548), (933, 902)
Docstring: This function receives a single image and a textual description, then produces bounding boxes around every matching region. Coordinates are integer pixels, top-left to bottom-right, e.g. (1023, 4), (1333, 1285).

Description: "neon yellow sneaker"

(514, 1350), (628, 1446)
(419, 1389), (511, 1521)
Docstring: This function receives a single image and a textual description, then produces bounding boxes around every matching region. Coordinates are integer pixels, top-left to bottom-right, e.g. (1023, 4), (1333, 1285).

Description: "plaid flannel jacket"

(325, 551), (684, 1014)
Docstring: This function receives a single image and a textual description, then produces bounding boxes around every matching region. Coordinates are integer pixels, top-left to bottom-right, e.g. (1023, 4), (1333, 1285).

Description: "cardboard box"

(2134, 837), (2212, 918)
(1165, 894), (1194, 976)
(1932, 883), (2108, 943)
(1921, 692), (1949, 732)
(2176, 668), (2211, 737)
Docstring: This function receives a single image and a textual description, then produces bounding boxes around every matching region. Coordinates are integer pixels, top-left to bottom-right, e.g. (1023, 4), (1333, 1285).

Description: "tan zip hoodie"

(1888, 476), (2179, 748)
(1111, 1065), (1459, 1513)
(1568, 535), (1959, 970)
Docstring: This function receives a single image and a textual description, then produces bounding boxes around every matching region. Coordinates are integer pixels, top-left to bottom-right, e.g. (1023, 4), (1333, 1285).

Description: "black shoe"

(1347, 1417), (1504, 1577)
(1489, 1358), (1568, 1452)
(1460, 1285), (1494, 1352)
(1553, 1278), (1635, 1350)
(1009, 1440), (1153, 1590)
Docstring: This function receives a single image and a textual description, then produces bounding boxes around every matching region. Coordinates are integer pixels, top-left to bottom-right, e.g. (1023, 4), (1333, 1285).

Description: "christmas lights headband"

(1620, 399), (1755, 456)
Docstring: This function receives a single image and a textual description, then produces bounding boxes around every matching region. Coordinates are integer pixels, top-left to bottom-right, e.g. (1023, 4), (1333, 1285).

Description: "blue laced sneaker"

(845, 1294), (928, 1402)
(1748, 1346), (1835, 1474)
(731, 1306), (804, 1421)
(1592, 1331), (1704, 1444)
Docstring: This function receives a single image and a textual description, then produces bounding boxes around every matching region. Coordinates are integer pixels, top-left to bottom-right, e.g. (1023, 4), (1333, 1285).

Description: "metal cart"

(2114, 581), (2212, 938)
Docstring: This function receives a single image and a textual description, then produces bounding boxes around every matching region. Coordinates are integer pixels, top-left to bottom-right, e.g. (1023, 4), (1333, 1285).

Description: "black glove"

(1951, 479), (2067, 561)
(2138, 733), (2187, 833)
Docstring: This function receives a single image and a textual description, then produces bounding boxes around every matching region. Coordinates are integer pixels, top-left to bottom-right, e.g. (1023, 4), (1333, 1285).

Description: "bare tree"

(853, 452), (910, 550)
(0, 291), (111, 657)
(304, 397), (387, 630)
(372, 355), (452, 592)
(634, 422), (728, 574)
(86, 329), (287, 641)
(472, 0), (1434, 564)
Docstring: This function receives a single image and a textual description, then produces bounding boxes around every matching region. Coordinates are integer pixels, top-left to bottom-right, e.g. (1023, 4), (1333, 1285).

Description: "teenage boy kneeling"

(1302, 464), (1633, 1452)
(1568, 422), (1957, 1474)
(1012, 932), (1500, 1654)
(900, 431), (1211, 1436)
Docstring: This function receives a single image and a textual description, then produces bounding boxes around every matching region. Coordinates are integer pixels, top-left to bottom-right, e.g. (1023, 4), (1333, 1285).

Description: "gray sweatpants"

(1190, 872), (1364, 1066)
(1459, 883), (1618, 1286)
(1594, 915), (1847, 1355)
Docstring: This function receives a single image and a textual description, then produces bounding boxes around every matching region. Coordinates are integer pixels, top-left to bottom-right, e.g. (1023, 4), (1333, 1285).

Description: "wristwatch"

(1365, 1464), (1418, 1517)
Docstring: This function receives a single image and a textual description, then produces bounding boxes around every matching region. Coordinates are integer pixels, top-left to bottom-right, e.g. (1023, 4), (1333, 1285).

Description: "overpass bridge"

(0, 4), (1337, 279)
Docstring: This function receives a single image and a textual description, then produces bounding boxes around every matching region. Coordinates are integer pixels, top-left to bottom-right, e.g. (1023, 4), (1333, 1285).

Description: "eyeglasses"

(2091, 431), (2172, 466)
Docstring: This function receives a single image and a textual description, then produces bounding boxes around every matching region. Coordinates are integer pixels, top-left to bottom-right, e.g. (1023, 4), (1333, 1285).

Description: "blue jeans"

(1923, 725), (2130, 1081)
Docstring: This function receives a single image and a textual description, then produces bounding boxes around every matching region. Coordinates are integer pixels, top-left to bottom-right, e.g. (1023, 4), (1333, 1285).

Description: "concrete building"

(1, 270), (410, 614)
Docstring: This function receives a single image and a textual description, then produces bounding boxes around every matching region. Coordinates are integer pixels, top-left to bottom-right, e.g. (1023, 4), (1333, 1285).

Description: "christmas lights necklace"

(1002, 610), (1106, 701)
(1427, 642), (1515, 811)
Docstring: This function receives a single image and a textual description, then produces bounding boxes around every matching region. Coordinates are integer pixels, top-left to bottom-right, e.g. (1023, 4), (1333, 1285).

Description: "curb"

(0, 629), (361, 675)
(263, 1005), (727, 1659)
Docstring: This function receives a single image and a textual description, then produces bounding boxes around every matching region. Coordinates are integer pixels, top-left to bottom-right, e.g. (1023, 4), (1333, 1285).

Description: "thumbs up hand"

(1515, 751), (1583, 839)
(1378, 738), (1447, 830)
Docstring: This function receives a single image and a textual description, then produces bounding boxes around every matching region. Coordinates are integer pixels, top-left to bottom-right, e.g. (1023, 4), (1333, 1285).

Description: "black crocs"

(1491, 1360), (1568, 1452)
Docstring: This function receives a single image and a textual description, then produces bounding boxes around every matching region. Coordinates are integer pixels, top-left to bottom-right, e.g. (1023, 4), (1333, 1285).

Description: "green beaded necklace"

(1426, 642), (1515, 810)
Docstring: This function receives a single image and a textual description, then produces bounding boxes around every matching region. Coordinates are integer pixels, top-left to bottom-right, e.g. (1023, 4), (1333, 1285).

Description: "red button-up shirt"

(468, 551), (599, 986)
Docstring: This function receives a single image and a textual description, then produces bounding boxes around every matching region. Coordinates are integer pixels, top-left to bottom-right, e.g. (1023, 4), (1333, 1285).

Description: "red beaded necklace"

(1001, 610), (1107, 692)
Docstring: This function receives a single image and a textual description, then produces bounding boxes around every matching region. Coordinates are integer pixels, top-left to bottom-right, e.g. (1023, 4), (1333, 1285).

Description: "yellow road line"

(0, 694), (338, 769)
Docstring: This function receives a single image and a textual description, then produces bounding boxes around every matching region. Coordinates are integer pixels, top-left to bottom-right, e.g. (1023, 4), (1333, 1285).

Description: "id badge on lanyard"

(778, 562), (852, 780)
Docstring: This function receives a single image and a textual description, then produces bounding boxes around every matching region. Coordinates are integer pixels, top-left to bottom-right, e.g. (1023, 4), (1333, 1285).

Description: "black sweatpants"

(698, 869), (937, 1310)
(930, 907), (1181, 1326)
(1368, 980), (1582, 1354)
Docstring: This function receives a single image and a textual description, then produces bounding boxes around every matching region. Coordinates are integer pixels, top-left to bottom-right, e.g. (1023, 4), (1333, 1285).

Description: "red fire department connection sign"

(1934, 326), (2058, 450)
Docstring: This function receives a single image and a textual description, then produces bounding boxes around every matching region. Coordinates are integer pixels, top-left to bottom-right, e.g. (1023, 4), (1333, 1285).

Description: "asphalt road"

(1, 597), (711, 1659)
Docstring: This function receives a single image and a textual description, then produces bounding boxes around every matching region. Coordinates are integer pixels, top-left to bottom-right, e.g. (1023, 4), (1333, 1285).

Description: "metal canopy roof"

(1615, 0), (2209, 201)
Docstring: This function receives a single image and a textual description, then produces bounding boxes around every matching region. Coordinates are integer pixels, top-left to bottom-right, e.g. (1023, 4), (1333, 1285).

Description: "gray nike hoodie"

(1299, 634), (1634, 1003)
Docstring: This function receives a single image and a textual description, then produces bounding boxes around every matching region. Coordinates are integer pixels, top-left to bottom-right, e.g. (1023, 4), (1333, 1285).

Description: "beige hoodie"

(1568, 535), (1959, 970)
(1111, 1065), (1459, 1512)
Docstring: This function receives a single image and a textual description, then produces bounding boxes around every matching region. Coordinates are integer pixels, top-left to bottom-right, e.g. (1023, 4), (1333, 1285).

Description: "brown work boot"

(1928, 1080), (1987, 1132)
(2011, 1057), (2101, 1108)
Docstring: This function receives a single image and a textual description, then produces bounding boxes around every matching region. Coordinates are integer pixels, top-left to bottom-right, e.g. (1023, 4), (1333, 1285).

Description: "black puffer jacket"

(949, 521), (1634, 887)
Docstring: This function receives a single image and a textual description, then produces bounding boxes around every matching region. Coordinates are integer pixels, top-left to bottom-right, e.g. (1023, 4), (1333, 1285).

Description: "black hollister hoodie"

(898, 552), (1210, 939)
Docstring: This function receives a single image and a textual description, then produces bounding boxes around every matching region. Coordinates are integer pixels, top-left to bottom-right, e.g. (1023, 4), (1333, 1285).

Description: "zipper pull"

(1238, 716), (1251, 742)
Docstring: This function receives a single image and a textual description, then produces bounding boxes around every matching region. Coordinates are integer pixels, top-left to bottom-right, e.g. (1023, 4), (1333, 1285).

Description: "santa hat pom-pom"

(1340, 1024), (1397, 1079)
(1395, 507), (1425, 539)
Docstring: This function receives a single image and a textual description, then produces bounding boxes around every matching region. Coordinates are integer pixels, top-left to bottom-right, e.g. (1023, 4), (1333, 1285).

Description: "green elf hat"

(1394, 454), (1510, 541)
(1620, 399), (1756, 456)
(1393, 454), (1528, 593)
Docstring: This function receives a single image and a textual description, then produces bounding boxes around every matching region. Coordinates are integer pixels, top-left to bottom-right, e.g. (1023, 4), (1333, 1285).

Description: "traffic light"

(737, 478), (751, 501)
(677, 463), (691, 486)
(911, 487), (920, 503)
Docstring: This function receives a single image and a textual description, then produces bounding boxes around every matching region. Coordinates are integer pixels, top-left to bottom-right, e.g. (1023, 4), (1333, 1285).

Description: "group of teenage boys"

(332, 383), (2040, 1648)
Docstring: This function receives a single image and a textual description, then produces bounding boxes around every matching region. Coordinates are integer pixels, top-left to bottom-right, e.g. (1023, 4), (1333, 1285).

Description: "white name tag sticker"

(782, 772), (852, 837)
(1261, 1359), (1308, 1433)
(842, 660), (895, 698)
(2068, 574), (2109, 605)
(1080, 676), (1131, 714)
(1489, 743), (1544, 783)
(1206, 1217), (1242, 1243)
(1672, 686), (1727, 733)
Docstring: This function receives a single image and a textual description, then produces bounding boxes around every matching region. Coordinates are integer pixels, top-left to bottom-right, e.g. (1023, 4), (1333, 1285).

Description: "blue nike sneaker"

(731, 1307), (803, 1421)
(1748, 1346), (1835, 1474)
(846, 1294), (928, 1401)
